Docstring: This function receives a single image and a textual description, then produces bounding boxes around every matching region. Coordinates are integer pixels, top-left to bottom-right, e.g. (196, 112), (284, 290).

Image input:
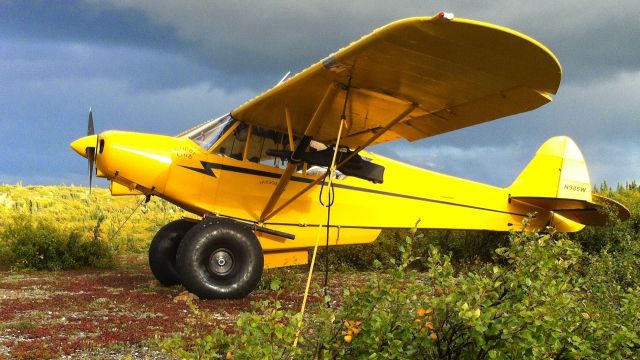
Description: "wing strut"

(285, 107), (295, 152)
(336, 103), (416, 168)
(259, 83), (340, 222)
(262, 103), (416, 222)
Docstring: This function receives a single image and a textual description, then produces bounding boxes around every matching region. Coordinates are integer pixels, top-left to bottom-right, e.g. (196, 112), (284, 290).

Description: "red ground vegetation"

(0, 257), (334, 359)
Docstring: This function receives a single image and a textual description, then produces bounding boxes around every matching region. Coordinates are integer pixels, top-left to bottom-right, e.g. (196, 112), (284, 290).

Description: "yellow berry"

(344, 335), (353, 343)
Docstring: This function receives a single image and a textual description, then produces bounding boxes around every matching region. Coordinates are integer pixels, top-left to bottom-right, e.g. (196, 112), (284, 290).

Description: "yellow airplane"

(70, 13), (629, 299)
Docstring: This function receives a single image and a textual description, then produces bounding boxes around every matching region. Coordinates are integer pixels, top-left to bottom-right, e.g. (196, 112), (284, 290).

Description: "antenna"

(277, 71), (291, 85)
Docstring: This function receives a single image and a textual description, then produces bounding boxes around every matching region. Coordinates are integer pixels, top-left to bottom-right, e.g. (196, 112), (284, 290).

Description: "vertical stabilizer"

(509, 136), (592, 202)
(508, 136), (630, 226)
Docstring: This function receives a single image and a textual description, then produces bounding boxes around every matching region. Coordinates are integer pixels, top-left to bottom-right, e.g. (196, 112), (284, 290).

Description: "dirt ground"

(0, 256), (348, 359)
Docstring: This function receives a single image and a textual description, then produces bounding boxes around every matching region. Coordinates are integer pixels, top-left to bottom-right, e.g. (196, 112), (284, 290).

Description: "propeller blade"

(87, 108), (97, 192)
(88, 108), (95, 136)
(88, 147), (95, 192)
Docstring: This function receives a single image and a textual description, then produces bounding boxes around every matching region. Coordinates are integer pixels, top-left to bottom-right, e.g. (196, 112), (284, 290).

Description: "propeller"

(70, 109), (100, 192)
(86, 109), (98, 192)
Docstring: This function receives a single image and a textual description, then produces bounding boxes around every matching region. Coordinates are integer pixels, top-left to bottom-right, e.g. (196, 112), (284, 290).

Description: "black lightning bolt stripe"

(180, 161), (314, 182)
(181, 161), (218, 178)
(179, 161), (528, 217)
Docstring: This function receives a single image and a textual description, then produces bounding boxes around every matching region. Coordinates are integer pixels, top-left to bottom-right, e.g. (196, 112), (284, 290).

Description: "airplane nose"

(70, 135), (98, 158)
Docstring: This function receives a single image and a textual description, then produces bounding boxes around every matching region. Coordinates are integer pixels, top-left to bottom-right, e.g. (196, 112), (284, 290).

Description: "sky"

(1, 0), (638, 188)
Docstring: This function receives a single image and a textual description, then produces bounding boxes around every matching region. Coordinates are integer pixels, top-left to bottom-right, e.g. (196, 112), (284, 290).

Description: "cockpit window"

(181, 114), (235, 150)
(215, 122), (249, 160)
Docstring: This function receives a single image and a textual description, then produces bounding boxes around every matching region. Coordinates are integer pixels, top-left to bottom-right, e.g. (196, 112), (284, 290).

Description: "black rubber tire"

(176, 217), (264, 299)
(149, 219), (195, 286)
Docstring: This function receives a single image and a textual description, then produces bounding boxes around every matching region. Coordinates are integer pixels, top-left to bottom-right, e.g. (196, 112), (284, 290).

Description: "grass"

(0, 184), (189, 260)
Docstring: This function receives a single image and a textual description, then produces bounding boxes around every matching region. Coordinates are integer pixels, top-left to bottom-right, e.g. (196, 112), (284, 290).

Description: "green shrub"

(319, 229), (507, 272)
(0, 185), (189, 256)
(0, 215), (114, 270)
(571, 187), (639, 253)
(162, 227), (640, 359)
(257, 266), (301, 292)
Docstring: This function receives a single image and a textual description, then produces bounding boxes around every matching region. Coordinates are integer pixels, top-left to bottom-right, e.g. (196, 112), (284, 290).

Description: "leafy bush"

(570, 187), (640, 255)
(318, 229), (507, 271)
(257, 266), (301, 292)
(0, 215), (114, 270)
(162, 227), (640, 359)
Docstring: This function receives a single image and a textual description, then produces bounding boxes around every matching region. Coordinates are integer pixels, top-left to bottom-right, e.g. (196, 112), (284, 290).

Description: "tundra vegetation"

(1, 183), (639, 359)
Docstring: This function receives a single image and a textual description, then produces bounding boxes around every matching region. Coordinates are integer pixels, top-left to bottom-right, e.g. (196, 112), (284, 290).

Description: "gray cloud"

(104, 0), (640, 86)
(0, 53), (256, 185)
(0, 0), (185, 52)
(0, 0), (638, 186)
(373, 142), (530, 187)
(0, 39), (221, 91)
(373, 68), (640, 186)
(4, 0), (638, 90)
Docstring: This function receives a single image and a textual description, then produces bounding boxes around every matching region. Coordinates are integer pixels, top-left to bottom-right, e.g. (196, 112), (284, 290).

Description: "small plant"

(0, 214), (114, 270)
(257, 267), (301, 292)
(161, 299), (304, 359)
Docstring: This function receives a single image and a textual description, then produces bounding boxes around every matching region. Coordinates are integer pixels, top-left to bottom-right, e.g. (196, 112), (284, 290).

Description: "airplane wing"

(231, 14), (562, 148)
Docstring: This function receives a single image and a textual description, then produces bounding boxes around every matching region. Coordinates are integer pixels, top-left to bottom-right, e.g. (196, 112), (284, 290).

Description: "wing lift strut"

(259, 82), (341, 223)
(259, 85), (416, 223)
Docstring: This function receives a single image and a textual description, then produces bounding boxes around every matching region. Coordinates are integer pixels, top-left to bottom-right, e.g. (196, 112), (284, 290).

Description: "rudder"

(508, 136), (629, 226)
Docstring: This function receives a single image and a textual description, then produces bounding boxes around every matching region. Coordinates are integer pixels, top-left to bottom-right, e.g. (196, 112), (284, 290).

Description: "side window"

(216, 122), (248, 160)
(214, 122), (300, 169)
(247, 126), (296, 169)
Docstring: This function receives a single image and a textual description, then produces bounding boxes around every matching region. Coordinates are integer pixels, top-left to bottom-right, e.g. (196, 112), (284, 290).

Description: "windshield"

(181, 114), (235, 150)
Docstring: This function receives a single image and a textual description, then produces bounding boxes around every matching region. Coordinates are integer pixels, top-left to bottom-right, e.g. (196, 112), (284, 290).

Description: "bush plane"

(70, 13), (629, 299)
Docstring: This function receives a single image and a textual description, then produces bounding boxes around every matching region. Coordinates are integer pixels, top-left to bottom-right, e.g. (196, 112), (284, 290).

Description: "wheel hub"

(208, 249), (233, 275)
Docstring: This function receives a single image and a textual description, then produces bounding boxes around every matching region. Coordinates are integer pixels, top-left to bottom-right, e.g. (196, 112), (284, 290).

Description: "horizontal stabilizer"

(511, 195), (630, 225)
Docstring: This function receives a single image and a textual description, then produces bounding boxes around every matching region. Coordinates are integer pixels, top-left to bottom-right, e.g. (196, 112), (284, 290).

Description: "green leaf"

(270, 278), (282, 291)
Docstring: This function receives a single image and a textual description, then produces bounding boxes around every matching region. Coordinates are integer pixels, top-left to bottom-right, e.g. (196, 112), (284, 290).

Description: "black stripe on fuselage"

(180, 161), (527, 217)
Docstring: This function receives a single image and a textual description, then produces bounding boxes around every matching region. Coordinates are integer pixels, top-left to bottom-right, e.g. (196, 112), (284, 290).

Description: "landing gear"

(176, 217), (264, 299)
(149, 219), (195, 286)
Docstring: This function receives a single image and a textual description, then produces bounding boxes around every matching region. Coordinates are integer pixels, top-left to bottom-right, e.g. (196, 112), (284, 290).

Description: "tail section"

(508, 136), (629, 227)
(509, 136), (592, 201)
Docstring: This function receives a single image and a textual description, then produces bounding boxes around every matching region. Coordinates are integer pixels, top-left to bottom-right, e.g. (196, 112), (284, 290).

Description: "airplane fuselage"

(76, 126), (582, 269)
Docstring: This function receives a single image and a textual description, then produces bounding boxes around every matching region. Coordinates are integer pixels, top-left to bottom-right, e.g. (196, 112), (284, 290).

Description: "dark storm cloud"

(0, 0), (183, 53)
(372, 69), (640, 186)
(4, 1), (638, 89)
(106, 0), (640, 85)
(0, 0), (638, 185)
(0, 39), (220, 91)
